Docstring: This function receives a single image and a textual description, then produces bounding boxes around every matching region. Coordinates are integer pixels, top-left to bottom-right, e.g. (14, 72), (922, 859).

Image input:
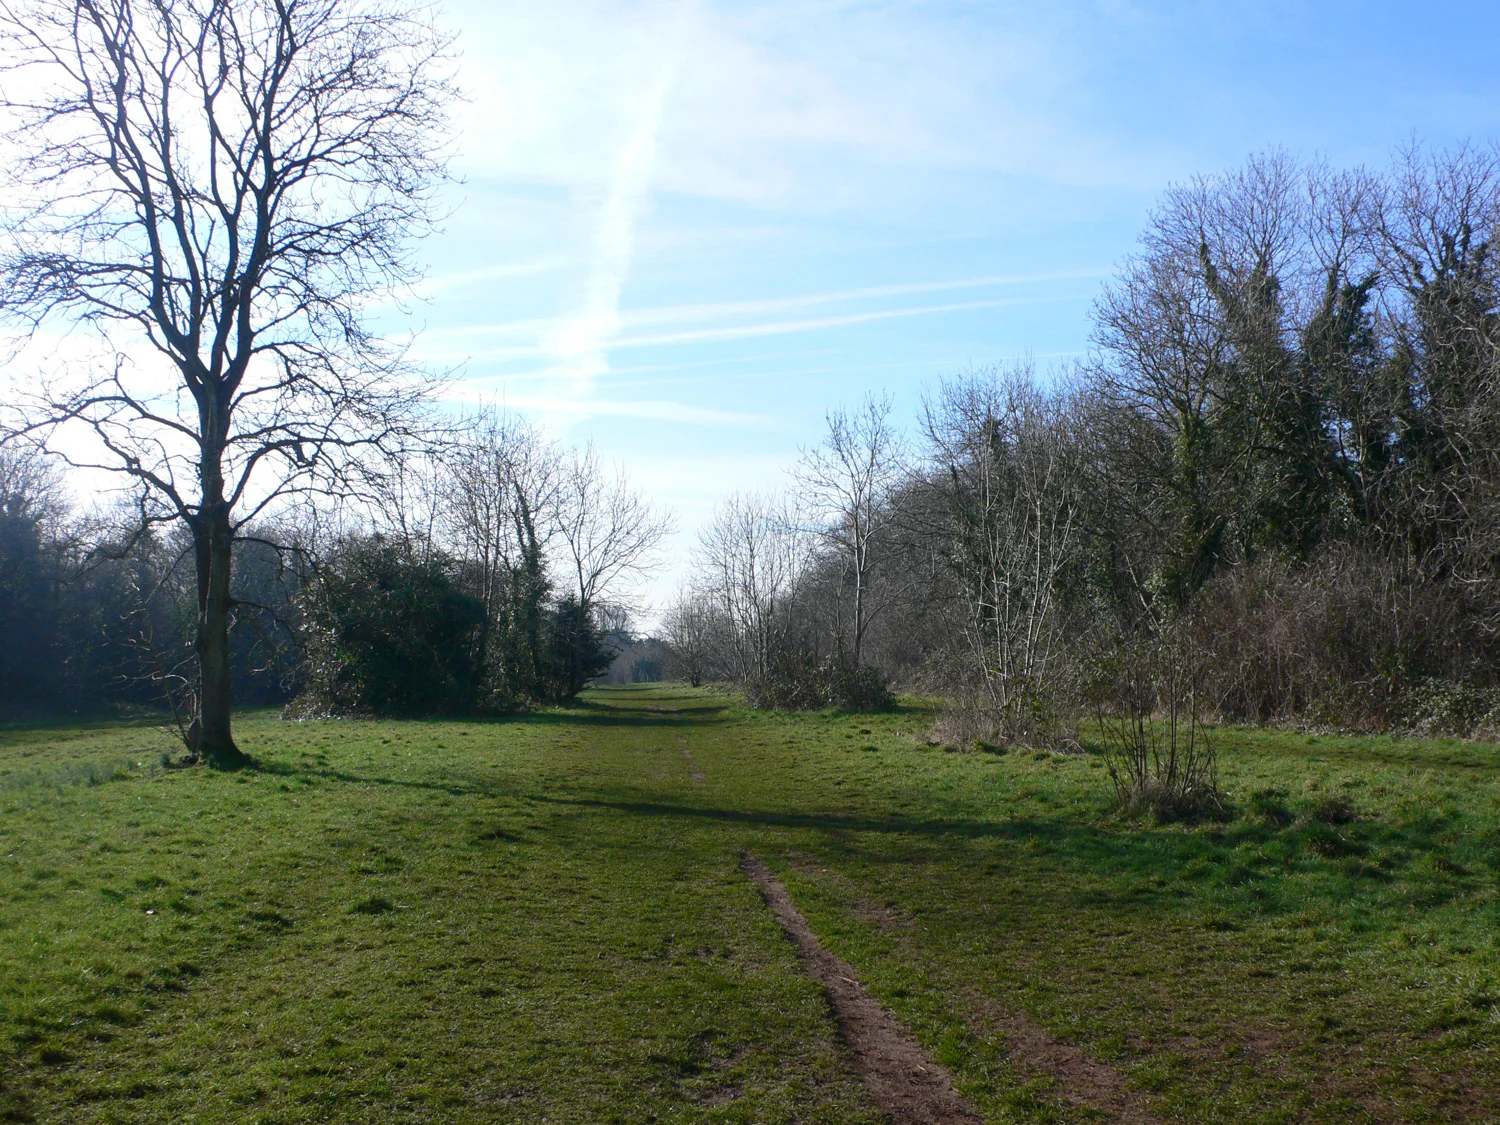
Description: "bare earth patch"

(969, 999), (1162, 1125)
(742, 853), (982, 1125)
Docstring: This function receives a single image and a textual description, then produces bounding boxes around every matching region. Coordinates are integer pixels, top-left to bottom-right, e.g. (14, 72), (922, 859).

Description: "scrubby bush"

(297, 537), (486, 716)
(1184, 549), (1500, 732)
(1398, 678), (1500, 738)
(744, 652), (895, 712)
(927, 662), (1074, 750)
(542, 596), (617, 702)
(1090, 637), (1227, 822)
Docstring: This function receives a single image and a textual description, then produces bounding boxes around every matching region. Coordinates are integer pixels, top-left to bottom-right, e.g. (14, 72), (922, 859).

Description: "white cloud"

(518, 1), (700, 393)
(424, 268), (1108, 342)
(415, 290), (1091, 364)
(441, 0), (1175, 219)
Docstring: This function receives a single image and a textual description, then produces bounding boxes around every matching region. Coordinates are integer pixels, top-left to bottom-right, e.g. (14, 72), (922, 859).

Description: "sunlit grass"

(0, 686), (1496, 1122)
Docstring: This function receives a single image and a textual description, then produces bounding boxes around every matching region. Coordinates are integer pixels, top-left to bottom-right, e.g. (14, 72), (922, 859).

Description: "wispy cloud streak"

(419, 291), (1090, 363)
(415, 256), (573, 297)
(427, 267), (1108, 342)
(543, 2), (697, 392)
(442, 391), (775, 428)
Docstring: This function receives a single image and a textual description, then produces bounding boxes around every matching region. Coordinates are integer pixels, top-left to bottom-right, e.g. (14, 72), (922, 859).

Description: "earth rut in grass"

(742, 852), (982, 1125)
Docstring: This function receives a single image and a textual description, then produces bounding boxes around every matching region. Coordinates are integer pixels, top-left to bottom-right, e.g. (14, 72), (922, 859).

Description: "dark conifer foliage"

(0, 451), (67, 709)
(300, 538), (487, 717)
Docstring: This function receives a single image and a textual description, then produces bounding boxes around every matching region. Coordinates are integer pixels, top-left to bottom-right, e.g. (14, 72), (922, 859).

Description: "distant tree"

(443, 412), (561, 707)
(797, 392), (908, 666)
(0, 447), (68, 708)
(695, 492), (810, 679)
(601, 638), (668, 685)
(923, 368), (1085, 742)
(660, 586), (723, 687)
(0, 0), (454, 765)
(541, 595), (615, 702)
(553, 446), (672, 694)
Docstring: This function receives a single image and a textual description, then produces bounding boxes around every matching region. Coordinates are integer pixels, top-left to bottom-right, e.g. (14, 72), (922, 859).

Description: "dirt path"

(780, 853), (1163, 1125)
(743, 853), (983, 1125)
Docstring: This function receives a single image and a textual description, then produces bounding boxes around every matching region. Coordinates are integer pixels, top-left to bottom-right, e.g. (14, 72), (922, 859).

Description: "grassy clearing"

(0, 687), (1496, 1122)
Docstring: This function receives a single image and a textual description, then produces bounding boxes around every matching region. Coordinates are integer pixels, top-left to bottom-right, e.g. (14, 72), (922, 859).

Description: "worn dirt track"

(778, 852), (1163, 1124)
(743, 853), (983, 1125)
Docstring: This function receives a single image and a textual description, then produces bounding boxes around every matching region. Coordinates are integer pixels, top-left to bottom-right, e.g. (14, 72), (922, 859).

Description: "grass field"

(1, 685), (1497, 1123)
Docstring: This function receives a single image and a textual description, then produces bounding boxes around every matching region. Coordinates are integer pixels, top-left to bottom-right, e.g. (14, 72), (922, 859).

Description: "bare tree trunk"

(852, 537), (866, 666)
(192, 502), (247, 768)
(797, 393), (905, 670)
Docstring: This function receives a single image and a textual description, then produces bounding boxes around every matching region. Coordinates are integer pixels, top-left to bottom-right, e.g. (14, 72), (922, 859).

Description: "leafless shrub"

(928, 662), (1075, 750)
(1185, 546), (1500, 731)
(1090, 636), (1226, 821)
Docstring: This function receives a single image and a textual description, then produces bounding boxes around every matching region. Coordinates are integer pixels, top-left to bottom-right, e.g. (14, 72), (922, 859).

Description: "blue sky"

(406, 0), (1500, 610)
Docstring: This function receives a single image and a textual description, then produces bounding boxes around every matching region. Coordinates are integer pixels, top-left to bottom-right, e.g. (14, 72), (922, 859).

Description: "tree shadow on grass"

(508, 703), (737, 730)
(533, 791), (1482, 918)
(255, 760), (524, 799)
(533, 792), (1060, 841)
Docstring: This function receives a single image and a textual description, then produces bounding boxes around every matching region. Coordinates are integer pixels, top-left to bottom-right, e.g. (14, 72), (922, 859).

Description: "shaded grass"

(0, 686), (1496, 1122)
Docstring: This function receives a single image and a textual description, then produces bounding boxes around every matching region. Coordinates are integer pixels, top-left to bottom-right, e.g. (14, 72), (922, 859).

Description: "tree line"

(3, 0), (1500, 786)
(668, 146), (1500, 753)
(0, 415), (668, 723)
(11, 141), (1500, 762)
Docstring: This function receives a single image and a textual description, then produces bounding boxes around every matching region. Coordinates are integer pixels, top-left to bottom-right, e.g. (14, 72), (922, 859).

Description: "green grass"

(0, 686), (1497, 1122)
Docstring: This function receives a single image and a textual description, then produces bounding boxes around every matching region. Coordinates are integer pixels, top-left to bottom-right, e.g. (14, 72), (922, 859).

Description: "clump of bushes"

(928, 689), (1072, 752)
(919, 650), (1077, 750)
(1185, 552), (1500, 735)
(295, 536), (487, 717)
(1397, 678), (1500, 738)
(744, 652), (895, 712)
(293, 536), (616, 717)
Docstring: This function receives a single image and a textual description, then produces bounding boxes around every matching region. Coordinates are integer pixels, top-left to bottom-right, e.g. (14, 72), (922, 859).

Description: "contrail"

(547, 1), (696, 394)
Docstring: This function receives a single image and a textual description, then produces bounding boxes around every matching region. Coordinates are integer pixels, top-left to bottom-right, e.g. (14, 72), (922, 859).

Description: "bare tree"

(659, 584), (727, 687)
(796, 392), (907, 667)
(694, 491), (809, 679)
(924, 368), (1084, 742)
(0, 0), (454, 764)
(553, 444), (673, 693)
